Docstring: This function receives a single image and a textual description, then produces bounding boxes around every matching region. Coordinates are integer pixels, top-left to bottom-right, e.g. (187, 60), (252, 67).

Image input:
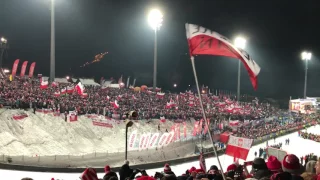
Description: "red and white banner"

(192, 121), (199, 136)
(128, 130), (137, 149)
(158, 133), (168, 147)
(185, 23), (261, 90)
(143, 133), (151, 149)
(11, 59), (20, 78)
(92, 120), (113, 128)
(28, 62), (36, 78)
(40, 79), (49, 89)
(20, 61), (28, 77)
(12, 113), (28, 120)
(69, 111), (78, 122)
(174, 123), (180, 140)
(148, 133), (159, 148)
(139, 134), (146, 151)
(183, 122), (187, 138)
(164, 131), (174, 146)
(203, 119), (210, 134)
(229, 120), (239, 126)
(225, 135), (253, 160)
(75, 81), (85, 95)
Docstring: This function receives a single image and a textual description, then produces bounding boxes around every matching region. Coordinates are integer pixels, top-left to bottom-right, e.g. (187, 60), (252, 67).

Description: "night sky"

(0, 0), (319, 99)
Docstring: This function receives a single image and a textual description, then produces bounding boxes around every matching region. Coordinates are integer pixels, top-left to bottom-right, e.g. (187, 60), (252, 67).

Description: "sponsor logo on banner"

(128, 130), (137, 149)
(158, 133), (168, 147)
(149, 133), (159, 148)
(164, 131), (175, 146)
(139, 134), (146, 151)
(143, 133), (151, 149)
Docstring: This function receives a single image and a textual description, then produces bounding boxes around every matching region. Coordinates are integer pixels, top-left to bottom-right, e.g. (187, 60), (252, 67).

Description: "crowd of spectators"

(301, 132), (320, 143)
(0, 78), (277, 122)
(21, 154), (320, 180)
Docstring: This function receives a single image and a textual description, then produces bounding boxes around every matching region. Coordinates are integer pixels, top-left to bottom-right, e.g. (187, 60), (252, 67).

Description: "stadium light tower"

(301, 51), (312, 99)
(50, 0), (55, 81)
(148, 9), (163, 91)
(234, 37), (246, 101)
(0, 37), (8, 69)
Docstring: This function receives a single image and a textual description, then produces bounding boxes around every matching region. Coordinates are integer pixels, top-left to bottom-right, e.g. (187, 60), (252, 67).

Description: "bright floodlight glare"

(3, 69), (10, 73)
(234, 37), (246, 49)
(301, 51), (312, 60)
(173, 83), (177, 87)
(148, 9), (163, 30)
(1, 37), (7, 43)
(66, 76), (70, 80)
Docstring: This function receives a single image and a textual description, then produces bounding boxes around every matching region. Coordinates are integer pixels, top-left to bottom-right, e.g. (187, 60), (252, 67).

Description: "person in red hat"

(282, 154), (303, 180)
(267, 156), (282, 174)
(80, 167), (99, 180)
(103, 165), (118, 180)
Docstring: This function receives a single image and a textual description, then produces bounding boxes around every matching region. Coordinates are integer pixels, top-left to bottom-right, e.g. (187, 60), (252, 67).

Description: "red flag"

(225, 135), (253, 160)
(28, 62), (36, 78)
(199, 152), (207, 172)
(185, 23), (261, 90)
(11, 59), (20, 78)
(20, 61), (28, 77)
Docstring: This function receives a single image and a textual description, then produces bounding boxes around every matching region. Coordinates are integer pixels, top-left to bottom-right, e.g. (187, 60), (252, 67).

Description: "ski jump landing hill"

(0, 109), (205, 168)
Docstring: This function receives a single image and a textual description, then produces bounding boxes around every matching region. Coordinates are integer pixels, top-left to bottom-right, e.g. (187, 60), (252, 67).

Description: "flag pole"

(190, 56), (226, 180)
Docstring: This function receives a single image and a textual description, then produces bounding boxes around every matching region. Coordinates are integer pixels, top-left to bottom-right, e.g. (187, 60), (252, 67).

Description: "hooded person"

(251, 157), (272, 179)
(119, 160), (133, 180)
(282, 154), (304, 180)
(267, 156), (282, 173)
(80, 168), (99, 180)
(103, 165), (118, 180)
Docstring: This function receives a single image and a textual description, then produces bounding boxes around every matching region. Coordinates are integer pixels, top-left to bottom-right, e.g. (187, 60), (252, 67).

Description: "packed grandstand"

(0, 76), (320, 180)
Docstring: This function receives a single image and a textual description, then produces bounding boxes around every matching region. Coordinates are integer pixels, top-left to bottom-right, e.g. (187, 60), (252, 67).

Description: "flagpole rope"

(190, 56), (226, 180)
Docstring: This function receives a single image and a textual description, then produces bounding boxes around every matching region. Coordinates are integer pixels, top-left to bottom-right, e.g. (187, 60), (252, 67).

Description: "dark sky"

(0, 0), (319, 99)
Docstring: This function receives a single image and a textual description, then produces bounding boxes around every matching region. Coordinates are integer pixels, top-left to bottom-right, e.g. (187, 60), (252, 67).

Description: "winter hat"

(104, 165), (111, 173)
(188, 166), (197, 173)
(227, 164), (237, 172)
(305, 160), (316, 173)
(195, 169), (205, 174)
(282, 154), (303, 174)
(80, 168), (99, 180)
(252, 158), (268, 170)
(164, 163), (171, 173)
(267, 156), (282, 171)
(210, 165), (219, 171)
(136, 176), (156, 180)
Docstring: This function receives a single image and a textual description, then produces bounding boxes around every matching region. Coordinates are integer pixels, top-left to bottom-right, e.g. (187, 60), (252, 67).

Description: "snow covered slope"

(0, 110), (197, 167)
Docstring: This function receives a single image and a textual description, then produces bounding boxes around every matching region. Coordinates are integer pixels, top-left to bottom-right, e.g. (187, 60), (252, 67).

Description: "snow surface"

(1, 125), (320, 180)
(0, 110), (195, 157)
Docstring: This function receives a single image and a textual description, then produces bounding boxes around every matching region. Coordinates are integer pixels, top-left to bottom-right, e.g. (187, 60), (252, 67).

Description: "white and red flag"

(51, 81), (59, 87)
(40, 79), (48, 89)
(75, 81), (85, 95)
(113, 100), (119, 109)
(61, 88), (66, 94)
(67, 86), (74, 93)
(225, 135), (253, 160)
(185, 23), (261, 90)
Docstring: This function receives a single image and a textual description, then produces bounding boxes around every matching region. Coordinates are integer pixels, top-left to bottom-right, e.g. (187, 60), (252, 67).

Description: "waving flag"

(185, 23), (260, 90)
(75, 81), (85, 95)
(226, 135), (253, 160)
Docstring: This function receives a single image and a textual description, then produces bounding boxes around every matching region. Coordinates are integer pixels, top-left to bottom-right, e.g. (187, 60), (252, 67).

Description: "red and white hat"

(282, 154), (302, 174)
(164, 163), (171, 173)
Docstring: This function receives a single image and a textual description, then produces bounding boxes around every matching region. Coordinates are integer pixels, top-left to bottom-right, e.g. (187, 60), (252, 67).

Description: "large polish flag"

(185, 23), (261, 90)
(225, 135), (253, 160)
(75, 82), (85, 95)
